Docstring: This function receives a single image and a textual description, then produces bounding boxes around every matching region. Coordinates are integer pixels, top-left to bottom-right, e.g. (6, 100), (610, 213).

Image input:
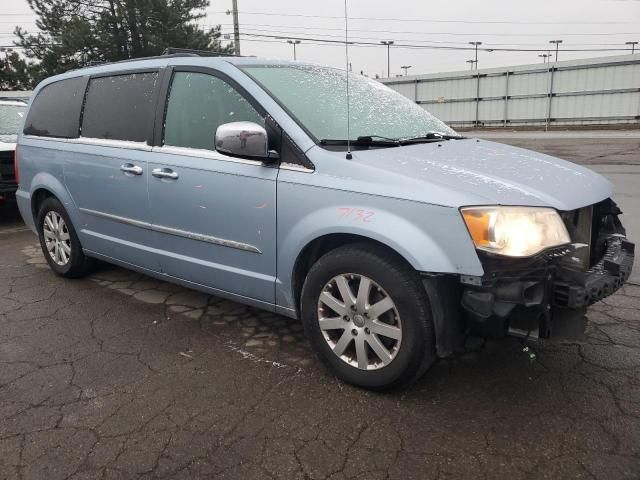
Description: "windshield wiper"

(320, 132), (465, 148)
(320, 136), (400, 147)
(356, 135), (399, 144)
(400, 132), (465, 144)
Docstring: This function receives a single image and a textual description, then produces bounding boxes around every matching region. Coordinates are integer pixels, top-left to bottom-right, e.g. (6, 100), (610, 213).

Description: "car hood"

(349, 139), (612, 211)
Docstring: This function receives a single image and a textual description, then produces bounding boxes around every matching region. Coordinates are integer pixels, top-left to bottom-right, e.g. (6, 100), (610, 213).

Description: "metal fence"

(381, 54), (640, 128)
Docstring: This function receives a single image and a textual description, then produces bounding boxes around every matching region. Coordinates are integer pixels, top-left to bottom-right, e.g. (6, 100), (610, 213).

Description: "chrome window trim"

(279, 162), (315, 173)
(21, 137), (313, 173)
(153, 145), (265, 167)
(80, 207), (262, 254)
(67, 137), (154, 152)
(21, 135), (69, 144)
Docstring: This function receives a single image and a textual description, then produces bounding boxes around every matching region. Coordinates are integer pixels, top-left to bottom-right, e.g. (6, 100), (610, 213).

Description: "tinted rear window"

(23, 77), (84, 138)
(82, 72), (159, 142)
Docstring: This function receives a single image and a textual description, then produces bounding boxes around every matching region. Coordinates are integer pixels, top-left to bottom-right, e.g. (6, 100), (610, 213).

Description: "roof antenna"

(344, 0), (352, 160)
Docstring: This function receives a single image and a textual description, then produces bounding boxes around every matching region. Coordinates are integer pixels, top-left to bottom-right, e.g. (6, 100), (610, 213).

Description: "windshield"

(242, 65), (456, 142)
(0, 103), (27, 136)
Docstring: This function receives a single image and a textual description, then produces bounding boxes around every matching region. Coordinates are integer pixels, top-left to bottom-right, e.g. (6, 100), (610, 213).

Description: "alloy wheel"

(43, 211), (72, 266)
(317, 274), (402, 370)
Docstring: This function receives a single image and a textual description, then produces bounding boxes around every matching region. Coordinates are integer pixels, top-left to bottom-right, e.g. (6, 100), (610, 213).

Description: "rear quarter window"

(81, 72), (159, 142)
(23, 77), (85, 138)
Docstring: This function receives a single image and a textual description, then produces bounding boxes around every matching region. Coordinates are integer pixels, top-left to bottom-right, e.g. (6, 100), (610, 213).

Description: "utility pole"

(469, 41), (482, 69)
(231, 0), (241, 55)
(287, 40), (301, 60)
(400, 65), (412, 76)
(380, 40), (394, 77)
(549, 39), (562, 62)
(466, 59), (475, 70)
(538, 53), (550, 63)
(626, 41), (638, 54)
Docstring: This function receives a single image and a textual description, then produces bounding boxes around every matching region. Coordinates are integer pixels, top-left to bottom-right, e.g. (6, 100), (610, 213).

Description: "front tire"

(301, 243), (436, 390)
(37, 197), (94, 278)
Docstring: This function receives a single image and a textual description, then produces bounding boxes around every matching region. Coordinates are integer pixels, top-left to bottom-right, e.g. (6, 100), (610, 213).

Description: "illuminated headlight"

(461, 206), (570, 257)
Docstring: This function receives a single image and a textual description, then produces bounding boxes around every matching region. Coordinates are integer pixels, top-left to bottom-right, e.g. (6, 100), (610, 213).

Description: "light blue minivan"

(16, 51), (634, 389)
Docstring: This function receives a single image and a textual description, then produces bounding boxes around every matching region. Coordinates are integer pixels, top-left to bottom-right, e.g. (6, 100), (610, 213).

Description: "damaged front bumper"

(554, 236), (634, 308)
(459, 199), (634, 341)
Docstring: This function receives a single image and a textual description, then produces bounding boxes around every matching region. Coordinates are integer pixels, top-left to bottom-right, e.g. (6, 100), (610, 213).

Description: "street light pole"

(626, 41), (638, 54)
(469, 41), (482, 69)
(538, 54), (550, 63)
(380, 40), (394, 77)
(549, 39), (563, 62)
(400, 65), (412, 76)
(287, 40), (301, 60)
(466, 60), (475, 70)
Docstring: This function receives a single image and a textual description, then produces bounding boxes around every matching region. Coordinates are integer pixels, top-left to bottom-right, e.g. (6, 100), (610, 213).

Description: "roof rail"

(66, 48), (241, 73)
(161, 47), (237, 57)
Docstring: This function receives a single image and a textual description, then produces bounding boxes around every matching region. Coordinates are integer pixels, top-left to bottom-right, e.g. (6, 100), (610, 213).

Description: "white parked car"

(0, 98), (27, 199)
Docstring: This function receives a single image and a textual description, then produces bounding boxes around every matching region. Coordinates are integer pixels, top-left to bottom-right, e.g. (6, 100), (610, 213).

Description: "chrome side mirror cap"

(215, 121), (275, 161)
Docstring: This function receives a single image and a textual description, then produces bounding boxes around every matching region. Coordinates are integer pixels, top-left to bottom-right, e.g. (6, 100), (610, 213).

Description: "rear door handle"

(120, 163), (143, 175)
(152, 168), (179, 180)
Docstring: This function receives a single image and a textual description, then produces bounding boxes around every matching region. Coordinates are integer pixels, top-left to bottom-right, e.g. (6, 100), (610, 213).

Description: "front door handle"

(120, 163), (143, 175)
(152, 168), (179, 180)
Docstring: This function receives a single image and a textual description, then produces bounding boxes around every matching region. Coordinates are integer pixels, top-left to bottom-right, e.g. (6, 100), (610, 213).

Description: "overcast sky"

(2, 0), (639, 76)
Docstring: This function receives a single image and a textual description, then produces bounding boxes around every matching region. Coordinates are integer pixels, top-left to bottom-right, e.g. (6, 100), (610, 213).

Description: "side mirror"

(215, 121), (276, 162)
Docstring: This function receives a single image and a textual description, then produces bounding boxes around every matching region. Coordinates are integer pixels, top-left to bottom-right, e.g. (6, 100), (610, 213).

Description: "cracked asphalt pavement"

(1, 133), (640, 479)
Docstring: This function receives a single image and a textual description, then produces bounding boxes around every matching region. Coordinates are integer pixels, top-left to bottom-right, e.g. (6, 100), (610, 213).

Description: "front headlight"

(461, 206), (570, 257)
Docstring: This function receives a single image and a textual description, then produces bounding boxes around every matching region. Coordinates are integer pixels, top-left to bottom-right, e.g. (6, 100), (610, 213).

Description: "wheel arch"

(289, 232), (466, 360)
(28, 172), (79, 225)
(291, 233), (413, 314)
(31, 188), (55, 219)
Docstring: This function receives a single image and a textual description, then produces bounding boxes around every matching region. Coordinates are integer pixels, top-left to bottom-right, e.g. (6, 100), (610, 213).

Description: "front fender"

(284, 205), (460, 271)
(276, 182), (484, 310)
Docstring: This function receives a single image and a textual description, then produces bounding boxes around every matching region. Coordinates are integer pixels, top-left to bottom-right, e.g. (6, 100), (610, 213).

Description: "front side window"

(82, 72), (159, 142)
(242, 65), (456, 143)
(163, 71), (264, 151)
(23, 77), (84, 138)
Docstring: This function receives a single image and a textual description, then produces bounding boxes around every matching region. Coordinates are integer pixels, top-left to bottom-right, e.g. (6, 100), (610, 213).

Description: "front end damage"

(458, 199), (634, 342)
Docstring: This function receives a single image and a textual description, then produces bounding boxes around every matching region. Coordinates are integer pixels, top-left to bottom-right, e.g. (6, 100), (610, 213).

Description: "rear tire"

(36, 197), (94, 278)
(300, 243), (436, 390)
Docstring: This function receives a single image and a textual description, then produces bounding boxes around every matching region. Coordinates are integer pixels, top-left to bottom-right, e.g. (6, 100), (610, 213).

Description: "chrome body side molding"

(79, 207), (262, 254)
